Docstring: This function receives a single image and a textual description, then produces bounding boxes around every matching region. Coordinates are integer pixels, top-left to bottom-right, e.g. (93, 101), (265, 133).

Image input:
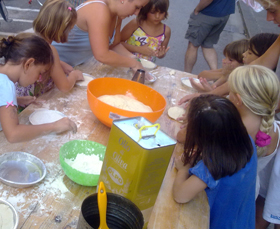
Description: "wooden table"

(0, 58), (209, 229)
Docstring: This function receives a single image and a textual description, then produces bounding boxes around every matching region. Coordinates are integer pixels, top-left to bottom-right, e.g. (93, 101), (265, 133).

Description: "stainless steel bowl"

(0, 198), (19, 229)
(0, 152), (47, 188)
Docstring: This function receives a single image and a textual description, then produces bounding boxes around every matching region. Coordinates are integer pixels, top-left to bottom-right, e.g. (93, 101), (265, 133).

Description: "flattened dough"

(76, 74), (95, 87)
(98, 94), (153, 112)
(29, 110), (65, 125)
(168, 106), (185, 121)
(181, 78), (200, 88)
(0, 204), (14, 229)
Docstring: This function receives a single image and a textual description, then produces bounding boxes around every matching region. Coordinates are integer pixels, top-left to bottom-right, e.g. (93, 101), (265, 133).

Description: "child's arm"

(60, 60), (74, 75)
(155, 25), (171, 59)
(250, 35), (280, 70)
(198, 69), (223, 81)
(178, 82), (230, 106)
(0, 106), (77, 143)
(121, 19), (155, 57)
(50, 46), (84, 92)
(173, 155), (207, 203)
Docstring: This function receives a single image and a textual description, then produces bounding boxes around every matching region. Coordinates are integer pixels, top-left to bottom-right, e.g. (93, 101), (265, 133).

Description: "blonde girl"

(121, 0), (171, 62)
(0, 34), (77, 143)
(16, 0), (84, 105)
(228, 65), (280, 229)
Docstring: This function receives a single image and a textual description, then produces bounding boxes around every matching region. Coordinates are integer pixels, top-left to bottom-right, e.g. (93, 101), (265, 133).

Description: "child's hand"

(54, 117), (77, 134)
(60, 61), (74, 75)
(200, 78), (216, 91)
(17, 96), (37, 107)
(70, 70), (84, 82)
(174, 154), (184, 170)
(139, 41), (155, 56)
(178, 93), (201, 107)
(155, 46), (170, 58)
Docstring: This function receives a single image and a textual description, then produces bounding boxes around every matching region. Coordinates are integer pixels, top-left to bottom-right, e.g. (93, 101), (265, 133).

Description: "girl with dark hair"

(173, 94), (257, 228)
(121, 0), (171, 62)
(0, 33), (77, 143)
(243, 33), (278, 70)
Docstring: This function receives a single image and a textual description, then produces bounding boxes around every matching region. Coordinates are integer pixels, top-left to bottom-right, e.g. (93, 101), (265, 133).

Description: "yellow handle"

(98, 182), (109, 229)
(138, 123), (160, 142)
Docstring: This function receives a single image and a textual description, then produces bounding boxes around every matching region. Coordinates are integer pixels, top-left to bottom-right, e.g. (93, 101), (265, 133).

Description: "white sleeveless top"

(256, 121), (280, 198)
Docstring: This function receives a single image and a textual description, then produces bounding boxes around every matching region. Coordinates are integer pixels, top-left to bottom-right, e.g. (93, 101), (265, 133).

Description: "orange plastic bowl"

(87, 77), (166, 127)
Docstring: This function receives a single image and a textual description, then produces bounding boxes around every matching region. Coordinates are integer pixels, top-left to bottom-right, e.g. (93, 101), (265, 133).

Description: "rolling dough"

(98, 94), (153, 112)
(76, 74), (94, 87)
(168, 106), (185, 121)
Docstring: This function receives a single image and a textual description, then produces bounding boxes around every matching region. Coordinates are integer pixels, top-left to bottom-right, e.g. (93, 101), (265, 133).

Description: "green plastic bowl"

(59, 140), (106, 186)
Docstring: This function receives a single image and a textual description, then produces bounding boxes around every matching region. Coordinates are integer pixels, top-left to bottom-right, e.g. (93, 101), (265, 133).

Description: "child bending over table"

(16, 0), (84, 110)
(0, 34), (77, 143)
(173, 94), (257, 228)
(228, 65), (280, 229)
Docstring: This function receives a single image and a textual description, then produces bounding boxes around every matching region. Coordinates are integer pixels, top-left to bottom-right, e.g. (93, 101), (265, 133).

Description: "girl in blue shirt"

(173, 94), (257, 229)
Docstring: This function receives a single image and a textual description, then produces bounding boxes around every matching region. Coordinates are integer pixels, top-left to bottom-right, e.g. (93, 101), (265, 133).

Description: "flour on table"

(29, 110), (65, 125)
(98, 94), (153, 112)
(76, 74), (95, 87)
(65, 154), (103, 174)
(0, 204), (14, 229)
(168, 106), (185, 121)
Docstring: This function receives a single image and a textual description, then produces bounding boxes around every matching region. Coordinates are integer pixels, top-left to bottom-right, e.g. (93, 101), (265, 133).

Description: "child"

(121, 0), (171, 63)
(16, 0), (84, 106)
(0, 34), (77, 143)
(173, 94), (257, 228)
(243, 33), (278, 68)
(228, 65), (280, 229)
(190, 38), (249, 92)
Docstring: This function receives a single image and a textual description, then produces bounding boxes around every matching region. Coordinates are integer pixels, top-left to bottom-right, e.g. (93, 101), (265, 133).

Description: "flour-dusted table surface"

(0, 58), (209, 228)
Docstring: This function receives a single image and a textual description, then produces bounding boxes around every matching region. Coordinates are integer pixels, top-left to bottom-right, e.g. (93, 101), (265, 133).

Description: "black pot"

(77, 192), (144, 229)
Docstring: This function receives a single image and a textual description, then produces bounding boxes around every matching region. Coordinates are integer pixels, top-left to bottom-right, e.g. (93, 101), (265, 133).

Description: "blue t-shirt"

(200, 0), (235, 17)
(0, 73), (18, 131)
(189, 136), (257, 229)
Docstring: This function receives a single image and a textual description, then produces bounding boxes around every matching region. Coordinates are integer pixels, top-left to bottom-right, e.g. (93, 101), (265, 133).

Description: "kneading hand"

(54, 117), (77, 134)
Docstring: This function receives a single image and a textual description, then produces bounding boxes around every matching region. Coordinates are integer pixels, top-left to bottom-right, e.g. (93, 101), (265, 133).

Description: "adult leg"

(184, 41), (199, 73)
(256, 195), (271, 229)
(201, 47), (218, 70)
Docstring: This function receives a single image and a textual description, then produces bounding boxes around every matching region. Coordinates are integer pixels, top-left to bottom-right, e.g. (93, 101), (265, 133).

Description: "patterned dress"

(126, 25), (166, 63)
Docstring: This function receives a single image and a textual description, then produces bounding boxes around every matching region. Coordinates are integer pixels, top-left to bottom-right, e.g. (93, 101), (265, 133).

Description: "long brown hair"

(183, 94), (253, 180)
(33, 0), (77, 43)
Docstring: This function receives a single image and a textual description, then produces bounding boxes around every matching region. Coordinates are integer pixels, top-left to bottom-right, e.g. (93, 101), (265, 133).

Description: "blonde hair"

(33, 0), (77, 43)
(228, 65), (280, 156)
